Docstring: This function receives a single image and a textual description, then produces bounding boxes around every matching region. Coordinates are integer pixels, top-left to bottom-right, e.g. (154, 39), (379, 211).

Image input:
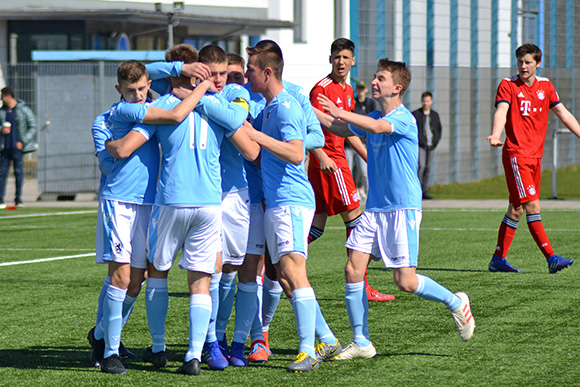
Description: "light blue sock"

(262, 276), (283, 331)
(185, 294), (212, 362)
(103, 285), (126, 359)
(145, 277), (168, 353)
(345, 281), (370, 347)
(94, 276), (111, 340)
(413, 274), (461, 310)
(233, 282), (258, 344)
(206, 272), (222, 343)
(250, 275), (264, 343)
(121, 294), (137, 328)
(292, 287), (317, 358)
(216, 271), (237, 341)
(314, 301), (336, 345)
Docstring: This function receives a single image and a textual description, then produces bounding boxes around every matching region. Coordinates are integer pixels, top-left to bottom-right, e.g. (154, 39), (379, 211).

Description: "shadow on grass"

(0, 345), (306, 372)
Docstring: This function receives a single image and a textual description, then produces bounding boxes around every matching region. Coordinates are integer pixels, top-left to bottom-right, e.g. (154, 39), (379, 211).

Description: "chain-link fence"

(4, 61), (580, 200)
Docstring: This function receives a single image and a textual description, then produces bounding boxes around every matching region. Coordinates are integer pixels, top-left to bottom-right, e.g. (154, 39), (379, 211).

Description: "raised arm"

(317, 94), (391, 135)
(487, 102), (509, 147)
(141, 80), (213, 124)
(552, 103), (580, 139)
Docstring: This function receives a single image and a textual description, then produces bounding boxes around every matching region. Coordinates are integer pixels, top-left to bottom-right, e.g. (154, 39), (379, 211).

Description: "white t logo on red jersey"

(520, 100), (532, 116)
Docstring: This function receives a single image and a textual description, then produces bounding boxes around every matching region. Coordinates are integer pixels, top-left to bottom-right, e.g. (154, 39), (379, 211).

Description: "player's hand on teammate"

(487, 135), (503, 147)
(172, 87), (192, 100)
(181, 62), (212, 81)
(242, 120), (260, 140)
(317, 94), (342, 119)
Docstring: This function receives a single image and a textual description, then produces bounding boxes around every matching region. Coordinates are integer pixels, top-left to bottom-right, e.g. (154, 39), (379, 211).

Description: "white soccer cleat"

(451, 292), (475, 341)
(332, 341), (376, 360)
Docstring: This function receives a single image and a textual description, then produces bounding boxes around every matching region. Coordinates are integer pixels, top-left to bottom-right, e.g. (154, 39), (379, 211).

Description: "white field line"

(0, 210), (96, 220)
(0, 253), (95, 267)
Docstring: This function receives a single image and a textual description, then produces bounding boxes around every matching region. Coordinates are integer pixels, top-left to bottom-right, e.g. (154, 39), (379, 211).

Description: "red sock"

(527, 215), (554, 258)
(495, 216), (518, 258)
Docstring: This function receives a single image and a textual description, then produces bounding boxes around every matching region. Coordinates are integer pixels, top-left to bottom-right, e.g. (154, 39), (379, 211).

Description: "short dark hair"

(1, 86), (15, 98)
(515, 43), (542, 63)
(165, 43), (198, 64)
(246, 40), (284, 80)
(199, 45), (227, 65)
(330, 38), (355, 56)
(421, 91), (433, 100)
(117, 60), (148, 85)
(226, 53), (245, 68)
(377, 58), (412, 96)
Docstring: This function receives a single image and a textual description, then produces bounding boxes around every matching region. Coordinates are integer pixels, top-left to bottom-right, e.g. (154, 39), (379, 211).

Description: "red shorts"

(502, 154), (541, 207)
(308, 165), (360, 216)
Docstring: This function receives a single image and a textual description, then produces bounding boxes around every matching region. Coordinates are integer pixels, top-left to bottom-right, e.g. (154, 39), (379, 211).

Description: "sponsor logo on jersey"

(282, 101), (292, 109)
(527, 185), (536, 196)
(336, 97), (342, 105)
(517, 92), (525, 98)
(537, 90), (545, 100)
(291, 206), (302, 217)
(520, 100), (532, 116)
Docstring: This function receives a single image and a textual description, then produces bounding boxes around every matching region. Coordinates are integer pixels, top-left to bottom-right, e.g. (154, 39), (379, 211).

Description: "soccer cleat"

(15, 199), (23, 207)
(87, 327), (104, 367)
(366, 285), (396, 302)
(451, 292), (475, 341)
(119, 342), (137, 359)
(175, 358), (201, 375)
(100, 354), (128, 374)
(287, 351), (319, 372)
(141, 347), (167, 368)
(218, 338), (230, 360)
(547, 255), (574, 274)
(202, 340), (228, 370)
(488, 256), (522, 273)
(248, 340), (272, 363)
(315, 339), (342, 363)
(229, 341), (248, 367)
(332, 341), (376, 360)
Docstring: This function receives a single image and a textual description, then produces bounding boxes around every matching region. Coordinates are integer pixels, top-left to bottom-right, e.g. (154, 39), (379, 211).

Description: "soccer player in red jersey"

(487, 43), (580, 273)
(309, 38), (394, 301)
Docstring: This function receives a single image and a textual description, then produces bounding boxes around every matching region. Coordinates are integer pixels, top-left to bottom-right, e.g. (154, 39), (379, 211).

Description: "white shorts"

(95, 199), (151, 269)
(148, 204), (221, 273)
(246, 203), (265, 256)
(221, 188), (250, 266)
(264, 205), (314, 265)
(345, 209), (421, 268)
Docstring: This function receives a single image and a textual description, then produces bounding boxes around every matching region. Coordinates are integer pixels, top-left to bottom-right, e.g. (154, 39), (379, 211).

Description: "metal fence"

(4, 62), (580, 199)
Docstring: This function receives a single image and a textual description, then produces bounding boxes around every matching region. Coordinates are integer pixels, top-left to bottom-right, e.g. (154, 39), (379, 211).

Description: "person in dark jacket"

(0, 86), (37, 208)
(412, 91), (441, 199)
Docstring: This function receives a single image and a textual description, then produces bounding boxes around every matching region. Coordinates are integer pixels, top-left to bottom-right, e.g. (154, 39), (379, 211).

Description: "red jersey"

(496, 75), (560, 158)
(309, 75), (355, 167)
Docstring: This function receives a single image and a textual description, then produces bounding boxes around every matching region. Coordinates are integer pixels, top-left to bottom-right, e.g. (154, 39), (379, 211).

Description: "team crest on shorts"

(527, 185), (536, 196)
(352, 191), (360, 203)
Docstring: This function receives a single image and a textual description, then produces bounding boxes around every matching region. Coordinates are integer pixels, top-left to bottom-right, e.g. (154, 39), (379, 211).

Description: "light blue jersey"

(243, 82), (322, 205)
(91, 111), (113, 195)
(133, 93), (240, 206)
(219, 83), (250, 192)
(146, 61), (183, 96)
(255, 89), (315, 210)
(99, 100), (160, 204)
(349, 104), (422, 211)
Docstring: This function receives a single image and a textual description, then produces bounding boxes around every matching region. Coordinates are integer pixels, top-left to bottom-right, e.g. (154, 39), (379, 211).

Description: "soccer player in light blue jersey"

(88, 58), (212, 374)
(315, 58), (475, 360)
(194, 48), (258, 370)
(243, 39), (339, 373)
(106, 44), (259, 376)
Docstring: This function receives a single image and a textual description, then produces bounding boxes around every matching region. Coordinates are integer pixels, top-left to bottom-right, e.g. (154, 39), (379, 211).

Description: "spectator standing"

(412, 91), (441, 200)
(0, 86), (37, 208)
